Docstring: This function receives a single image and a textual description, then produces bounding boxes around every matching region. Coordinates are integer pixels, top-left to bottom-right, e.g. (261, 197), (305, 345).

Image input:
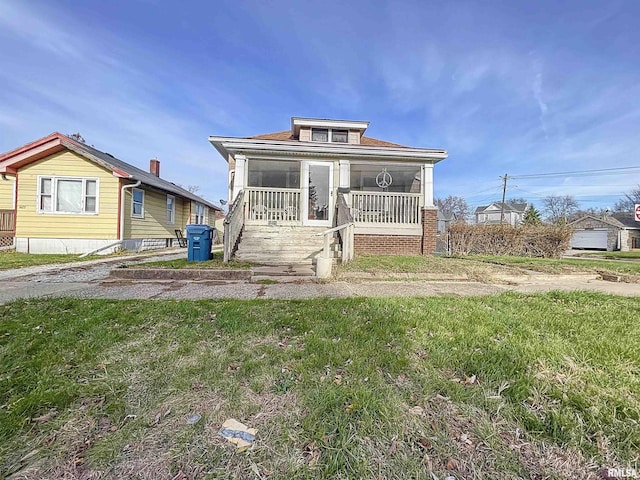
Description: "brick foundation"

(354, 234), (422, 255)
(353, 207), (439, 256)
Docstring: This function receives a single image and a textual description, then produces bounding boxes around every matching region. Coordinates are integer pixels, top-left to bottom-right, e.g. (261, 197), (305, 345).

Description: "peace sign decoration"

(376, 168), (393, 189)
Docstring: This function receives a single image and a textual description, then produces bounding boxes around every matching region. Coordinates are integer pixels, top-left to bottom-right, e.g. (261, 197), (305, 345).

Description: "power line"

(510, 165), (640, 180)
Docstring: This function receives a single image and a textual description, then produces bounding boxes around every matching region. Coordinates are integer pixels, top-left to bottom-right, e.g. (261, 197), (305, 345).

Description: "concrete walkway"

(0, 250), (639, 304)
(1, 274), (639, 305)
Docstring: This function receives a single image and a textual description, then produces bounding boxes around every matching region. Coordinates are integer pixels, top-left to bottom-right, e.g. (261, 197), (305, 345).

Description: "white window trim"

(166, 194), (175, 225)
(36, 175), (100, 215)
(311, 127), (349, 143)
(194, 202), (206, 224)
(131, 188), (145, 219)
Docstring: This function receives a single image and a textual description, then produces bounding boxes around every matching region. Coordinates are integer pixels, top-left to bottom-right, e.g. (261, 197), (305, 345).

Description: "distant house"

(475, 202), (527, 227)
(569, 214), (640, 251)
(437, 210), (455, 234)
(0, 133), (223, 254)
(209, 116), (447, 263)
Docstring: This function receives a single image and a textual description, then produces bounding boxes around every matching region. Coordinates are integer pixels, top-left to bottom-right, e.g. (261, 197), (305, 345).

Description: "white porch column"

(339, 160), (350, 189)
(232, 154), (246, 201)
(423, 164), (434, 207)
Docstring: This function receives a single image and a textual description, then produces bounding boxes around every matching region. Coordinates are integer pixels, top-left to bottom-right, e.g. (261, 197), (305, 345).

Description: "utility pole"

(499, 174), (508, 225)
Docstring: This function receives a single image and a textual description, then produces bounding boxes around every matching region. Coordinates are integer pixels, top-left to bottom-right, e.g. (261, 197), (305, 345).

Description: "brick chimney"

(150, 158), (160, 177)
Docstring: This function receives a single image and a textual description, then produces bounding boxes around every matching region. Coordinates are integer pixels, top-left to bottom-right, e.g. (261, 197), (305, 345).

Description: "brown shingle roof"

(247, 131), (408, 148)
(360, 136), (407, 148)
(248, 131), (295, 141)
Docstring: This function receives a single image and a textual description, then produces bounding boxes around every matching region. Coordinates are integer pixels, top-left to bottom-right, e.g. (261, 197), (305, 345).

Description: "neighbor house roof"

(474, 202), (527, 214)
(570, 213), (640, 229)
(611, 213), (640, 228)
(0, 132), (222, 211)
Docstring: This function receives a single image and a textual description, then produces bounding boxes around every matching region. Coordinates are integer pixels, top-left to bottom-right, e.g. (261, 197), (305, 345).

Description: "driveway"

(0, 253), (639, 304)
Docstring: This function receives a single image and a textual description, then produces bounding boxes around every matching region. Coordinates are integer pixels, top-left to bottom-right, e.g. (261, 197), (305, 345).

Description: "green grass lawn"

(469, 254), (640, 279)
(340, 254), (640, 282)
(0, 251), (102, 270)
(580, 251), (640, 260)
(337, 254), (521, 281)
(133, 251), (254, 270)
(1, 294), (638, 479)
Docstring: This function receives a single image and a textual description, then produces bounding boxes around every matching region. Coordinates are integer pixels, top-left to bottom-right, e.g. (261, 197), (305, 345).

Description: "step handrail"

(314, 222), (355, 262)
(224, 189), (245, 262)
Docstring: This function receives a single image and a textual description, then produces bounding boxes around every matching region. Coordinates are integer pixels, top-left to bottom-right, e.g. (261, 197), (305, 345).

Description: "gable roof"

(570, 213), (640, 229)
(611, 212), (640, 228)
(248, 130), (408, 148)
(475, 202), (527, 214)
(0, 133), (221, 211)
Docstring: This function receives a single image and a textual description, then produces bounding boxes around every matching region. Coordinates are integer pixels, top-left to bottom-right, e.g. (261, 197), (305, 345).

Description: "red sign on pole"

(635, 204), (640, 222)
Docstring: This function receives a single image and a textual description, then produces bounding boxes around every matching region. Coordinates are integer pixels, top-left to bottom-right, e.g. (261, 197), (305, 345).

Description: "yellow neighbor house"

(0, 133), (223, 254)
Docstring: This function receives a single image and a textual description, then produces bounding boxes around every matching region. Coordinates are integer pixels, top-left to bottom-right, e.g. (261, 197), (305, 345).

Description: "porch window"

(37, 176), (99, 214)
(247, 160), (300, 189)
(350, 164), (422, 193)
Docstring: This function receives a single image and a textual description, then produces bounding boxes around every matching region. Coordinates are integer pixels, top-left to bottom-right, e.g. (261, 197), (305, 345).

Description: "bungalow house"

(475, 202), (527, 226)
(569, 213), (640, 251)
(0, 133), (222, 254)
(209, 117), (447, 263)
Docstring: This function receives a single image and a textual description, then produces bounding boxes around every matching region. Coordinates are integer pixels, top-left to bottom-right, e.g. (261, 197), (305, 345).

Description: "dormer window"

(331, 129), (348, 143)
(312, 128), (328, 142)
(311, 128), (349, 143)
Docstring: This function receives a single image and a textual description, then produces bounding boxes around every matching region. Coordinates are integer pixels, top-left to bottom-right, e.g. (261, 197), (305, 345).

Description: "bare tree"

(542, 195), (579, 224)
(68, 132), (86, 143)
(186, 185), (200, 194)
(506, 197), (528, 206)
(613, 185), (640, 212)
(435, 195), (470, 221)
(572, 207), (609, 221)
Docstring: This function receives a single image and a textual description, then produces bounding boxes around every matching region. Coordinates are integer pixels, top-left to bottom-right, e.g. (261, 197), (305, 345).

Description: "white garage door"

(571, 230), (608, 250)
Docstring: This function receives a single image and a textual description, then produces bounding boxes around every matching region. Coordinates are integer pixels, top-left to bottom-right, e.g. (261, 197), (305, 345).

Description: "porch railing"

(0, 209), (15, 248)
(0, 209), (15, 234)
(223, 190), (245, 262)
(246, 187), (301, 223)
(350, 192), (421, 224)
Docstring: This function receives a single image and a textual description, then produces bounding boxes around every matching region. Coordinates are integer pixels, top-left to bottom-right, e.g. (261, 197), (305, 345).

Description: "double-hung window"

(194, 203), (205, 224)
(37, 176), (99, 214)
(166, 195), (175, 224)
(131, 188), (144, 218)
(311, 128), (348, 143)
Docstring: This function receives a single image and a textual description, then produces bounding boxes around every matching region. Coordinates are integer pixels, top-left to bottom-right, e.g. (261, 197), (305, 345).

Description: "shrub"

(448, 224), (574, 258)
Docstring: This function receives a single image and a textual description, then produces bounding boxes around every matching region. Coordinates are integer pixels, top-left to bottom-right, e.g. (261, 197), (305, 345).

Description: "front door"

(302, 161), (333, 227)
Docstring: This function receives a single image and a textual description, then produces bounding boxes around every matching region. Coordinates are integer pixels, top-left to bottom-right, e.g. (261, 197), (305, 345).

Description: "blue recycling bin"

(186, 224), (214, 262)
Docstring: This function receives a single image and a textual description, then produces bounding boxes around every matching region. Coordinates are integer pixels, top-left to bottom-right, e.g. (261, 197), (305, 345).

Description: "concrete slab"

(110, 268), (251, 281)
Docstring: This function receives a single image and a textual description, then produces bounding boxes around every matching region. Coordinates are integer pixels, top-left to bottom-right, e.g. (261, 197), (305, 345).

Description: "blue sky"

(1, 0), (639, 211)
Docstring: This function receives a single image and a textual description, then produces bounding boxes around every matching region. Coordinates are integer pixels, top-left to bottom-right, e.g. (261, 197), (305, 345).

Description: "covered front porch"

(222, 156), (437, 263)
(232, 156), (433, 231)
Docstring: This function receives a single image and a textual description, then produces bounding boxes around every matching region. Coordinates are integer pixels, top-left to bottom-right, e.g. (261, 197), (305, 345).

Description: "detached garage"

(569, 214), (640, 251)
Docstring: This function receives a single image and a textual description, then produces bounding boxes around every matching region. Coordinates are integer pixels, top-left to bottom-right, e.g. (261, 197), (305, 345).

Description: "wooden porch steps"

(235, 225), (340, 265)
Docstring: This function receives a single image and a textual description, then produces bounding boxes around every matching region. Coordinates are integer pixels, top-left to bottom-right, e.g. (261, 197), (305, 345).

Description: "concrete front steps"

(235, 225), (341, 265)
